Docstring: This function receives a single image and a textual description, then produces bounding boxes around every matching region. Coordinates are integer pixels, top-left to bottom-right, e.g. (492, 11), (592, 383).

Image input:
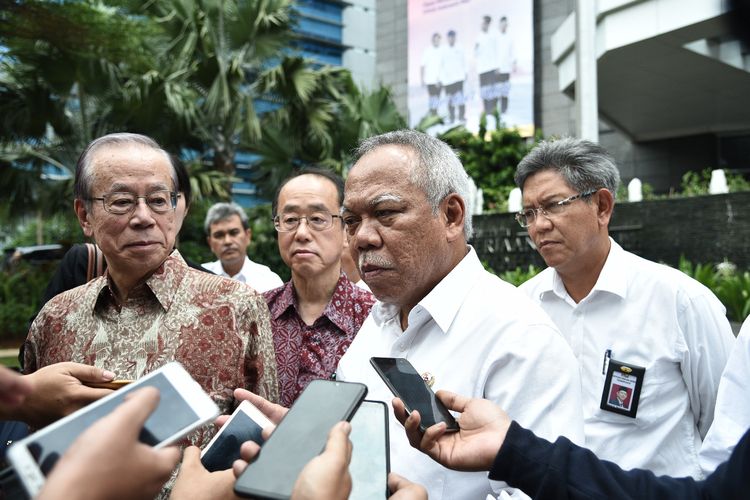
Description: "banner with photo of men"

(407, 0), (534, 136)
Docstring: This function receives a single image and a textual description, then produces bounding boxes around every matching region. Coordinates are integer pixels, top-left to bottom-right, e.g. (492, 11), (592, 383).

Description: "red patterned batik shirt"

(263, 274), (375, 407)
(25, 250), (279, 445)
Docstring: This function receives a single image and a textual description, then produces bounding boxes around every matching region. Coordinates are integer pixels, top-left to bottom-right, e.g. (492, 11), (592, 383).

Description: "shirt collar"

(371, 246), (483, 335)
(92, 249), (186, 313)
(542, 237), (627, 301)
(268, 279), (297, 320)
(269, 273), (356, 333)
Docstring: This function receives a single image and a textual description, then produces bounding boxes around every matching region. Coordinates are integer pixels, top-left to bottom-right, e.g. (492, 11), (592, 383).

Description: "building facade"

(375, 0), (750, 193)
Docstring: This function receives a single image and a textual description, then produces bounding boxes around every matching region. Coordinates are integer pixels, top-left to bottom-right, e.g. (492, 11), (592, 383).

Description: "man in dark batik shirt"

(264, 168), (374, 407)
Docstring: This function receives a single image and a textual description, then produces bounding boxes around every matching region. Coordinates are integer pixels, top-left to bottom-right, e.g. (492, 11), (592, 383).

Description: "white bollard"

(709, 169), (728, 194)
(508, 187), (522, 213)
(628, 178), (643, 202)
(475, 188), (484, 215)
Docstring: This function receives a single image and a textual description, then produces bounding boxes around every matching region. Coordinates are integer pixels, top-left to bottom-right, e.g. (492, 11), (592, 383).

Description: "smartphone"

(200, 400), (272, 472)
(349, 400), (390, 500)
(8, 362), (219, 497)
(234, 379), (368, 499)
(369, 357), (458, 432)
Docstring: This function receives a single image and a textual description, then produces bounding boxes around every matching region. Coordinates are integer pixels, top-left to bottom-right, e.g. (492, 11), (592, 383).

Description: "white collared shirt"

(475, 31), (499, 74)
(201, 256), (283, 293)
(520, 238), (735, 478)
(337, 247), (584, 500)
(420, 45), (443, 85)
(700, 318), (749, 474)
(441, 43), (466, 86)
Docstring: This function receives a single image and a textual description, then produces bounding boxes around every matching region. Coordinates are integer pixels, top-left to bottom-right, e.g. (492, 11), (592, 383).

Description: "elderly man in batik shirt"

(24, 133), (278, 443)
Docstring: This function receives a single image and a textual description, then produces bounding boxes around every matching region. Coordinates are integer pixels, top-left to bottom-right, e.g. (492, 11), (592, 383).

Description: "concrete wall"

(471, 192), (750, 274)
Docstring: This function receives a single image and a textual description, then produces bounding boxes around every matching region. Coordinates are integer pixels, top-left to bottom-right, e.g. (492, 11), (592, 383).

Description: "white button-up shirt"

(420, 45), (443, 85)
(201, 256), (283, 293)
(520, 239), (735, 478)
(700, 318), (749, 474)
(337, 247), (584, 500)
(475, 31), (499, 74)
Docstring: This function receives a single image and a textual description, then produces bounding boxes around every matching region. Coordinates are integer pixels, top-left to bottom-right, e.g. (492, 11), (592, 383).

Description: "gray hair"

(353, 129), (473, 239)
(515, 137), (620, 195)
(204, 202), (249, 235)
(74, 133), (176, 207)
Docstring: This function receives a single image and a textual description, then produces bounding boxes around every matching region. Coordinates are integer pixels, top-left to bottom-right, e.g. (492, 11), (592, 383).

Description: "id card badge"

(600, 359), (646, 418)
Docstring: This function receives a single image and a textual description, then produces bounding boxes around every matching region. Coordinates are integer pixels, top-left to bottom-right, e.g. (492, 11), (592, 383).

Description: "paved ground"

(0, 348), (19, 357)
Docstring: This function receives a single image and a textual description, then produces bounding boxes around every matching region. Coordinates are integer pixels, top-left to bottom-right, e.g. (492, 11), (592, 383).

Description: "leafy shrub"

(0, 261), (56, 342)
(499, 265), (542, 286)
(678, 256), (750, 322)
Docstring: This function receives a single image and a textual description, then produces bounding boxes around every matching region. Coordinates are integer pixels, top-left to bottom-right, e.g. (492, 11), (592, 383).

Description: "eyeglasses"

(89, 190), (179, 216)
(515, 190), (599, 228)
(273, 212), (344, 232)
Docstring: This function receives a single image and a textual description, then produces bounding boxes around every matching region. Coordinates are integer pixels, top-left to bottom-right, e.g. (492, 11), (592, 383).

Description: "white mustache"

(358, 252), (393, 269)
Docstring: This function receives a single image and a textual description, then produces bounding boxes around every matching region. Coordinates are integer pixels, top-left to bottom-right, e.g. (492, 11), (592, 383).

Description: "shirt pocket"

(592, 360), (673, 429)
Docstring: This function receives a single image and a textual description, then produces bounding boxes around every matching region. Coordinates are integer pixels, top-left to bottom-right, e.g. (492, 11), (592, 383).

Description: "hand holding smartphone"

(200, 400), (272, 472)
(8, 362), (218, 497)
(370, 357), (458, 432)
(234, 380), (367, 499)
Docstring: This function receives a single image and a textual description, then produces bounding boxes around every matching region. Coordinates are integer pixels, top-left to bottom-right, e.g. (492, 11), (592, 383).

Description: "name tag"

(600, 358), (646, 419)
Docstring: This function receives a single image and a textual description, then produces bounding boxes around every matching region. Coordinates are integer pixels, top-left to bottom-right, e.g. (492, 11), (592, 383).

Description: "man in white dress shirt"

(496, 16), (516, 116)
(441, 30), (467, 124)
(202, 202), (283, 292)
(700, 317), (749, 475)
(338, 130), (584, 500)
(515, 137), (735, 478)
(420, 33), (443, 118)
(474, 16), (499, 119)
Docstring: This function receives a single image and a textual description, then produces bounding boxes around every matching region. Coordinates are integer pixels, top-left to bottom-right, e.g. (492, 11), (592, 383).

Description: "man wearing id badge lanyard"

(515, 138), (735, 478)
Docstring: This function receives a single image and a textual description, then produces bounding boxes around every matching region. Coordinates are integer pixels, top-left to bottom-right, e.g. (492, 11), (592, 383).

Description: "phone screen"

(201, 407), (266, 472)
(370, 357), (458, 431)
(349, 401), (389, 500)
(25, 372), (199, 475)
(234, 380), (367, 499)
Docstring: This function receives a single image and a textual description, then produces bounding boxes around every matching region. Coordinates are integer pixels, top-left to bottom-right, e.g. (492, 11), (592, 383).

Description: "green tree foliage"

(438, 126), (535, 212)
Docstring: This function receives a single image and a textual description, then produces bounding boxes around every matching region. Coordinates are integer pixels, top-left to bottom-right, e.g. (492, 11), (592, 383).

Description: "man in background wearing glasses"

(515, 137), (735, 478)
(23, 133), (279, 437)
(264, 167), (374, 407)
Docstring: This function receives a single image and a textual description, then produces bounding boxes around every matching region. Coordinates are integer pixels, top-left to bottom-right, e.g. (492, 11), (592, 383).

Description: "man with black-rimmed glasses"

(515, 137), (735, 479)
(263, 167), (374, 407)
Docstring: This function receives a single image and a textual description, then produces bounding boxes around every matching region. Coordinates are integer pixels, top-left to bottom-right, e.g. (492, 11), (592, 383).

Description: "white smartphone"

(8, 362), (219, 497)
(349, 400), (390, 499)
(200, 400), (272, 472)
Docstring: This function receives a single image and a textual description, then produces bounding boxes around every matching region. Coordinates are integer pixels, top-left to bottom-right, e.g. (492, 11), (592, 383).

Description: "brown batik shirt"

(24, 250), (279, 446)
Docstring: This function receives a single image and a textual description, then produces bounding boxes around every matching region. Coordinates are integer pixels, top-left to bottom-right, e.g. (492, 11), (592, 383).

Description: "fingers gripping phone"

(200, 400), (272, 472)
(349, 400), (390, 500)
(8, 362), (219, 497)
(370, 357), (459, 432)
(234, 380), (367, 499)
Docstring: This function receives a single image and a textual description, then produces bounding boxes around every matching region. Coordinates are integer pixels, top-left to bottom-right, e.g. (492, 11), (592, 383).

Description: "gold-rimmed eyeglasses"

(88, 190), (179, 216)
(515, 190), (599, 228)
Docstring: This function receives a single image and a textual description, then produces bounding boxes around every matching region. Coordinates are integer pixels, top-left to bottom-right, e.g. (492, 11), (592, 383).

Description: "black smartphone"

(234, 380), (368, 499)
(200, 401), (272, 472)
(349, 400), (390, 499)
(369, 357), (458, 432)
